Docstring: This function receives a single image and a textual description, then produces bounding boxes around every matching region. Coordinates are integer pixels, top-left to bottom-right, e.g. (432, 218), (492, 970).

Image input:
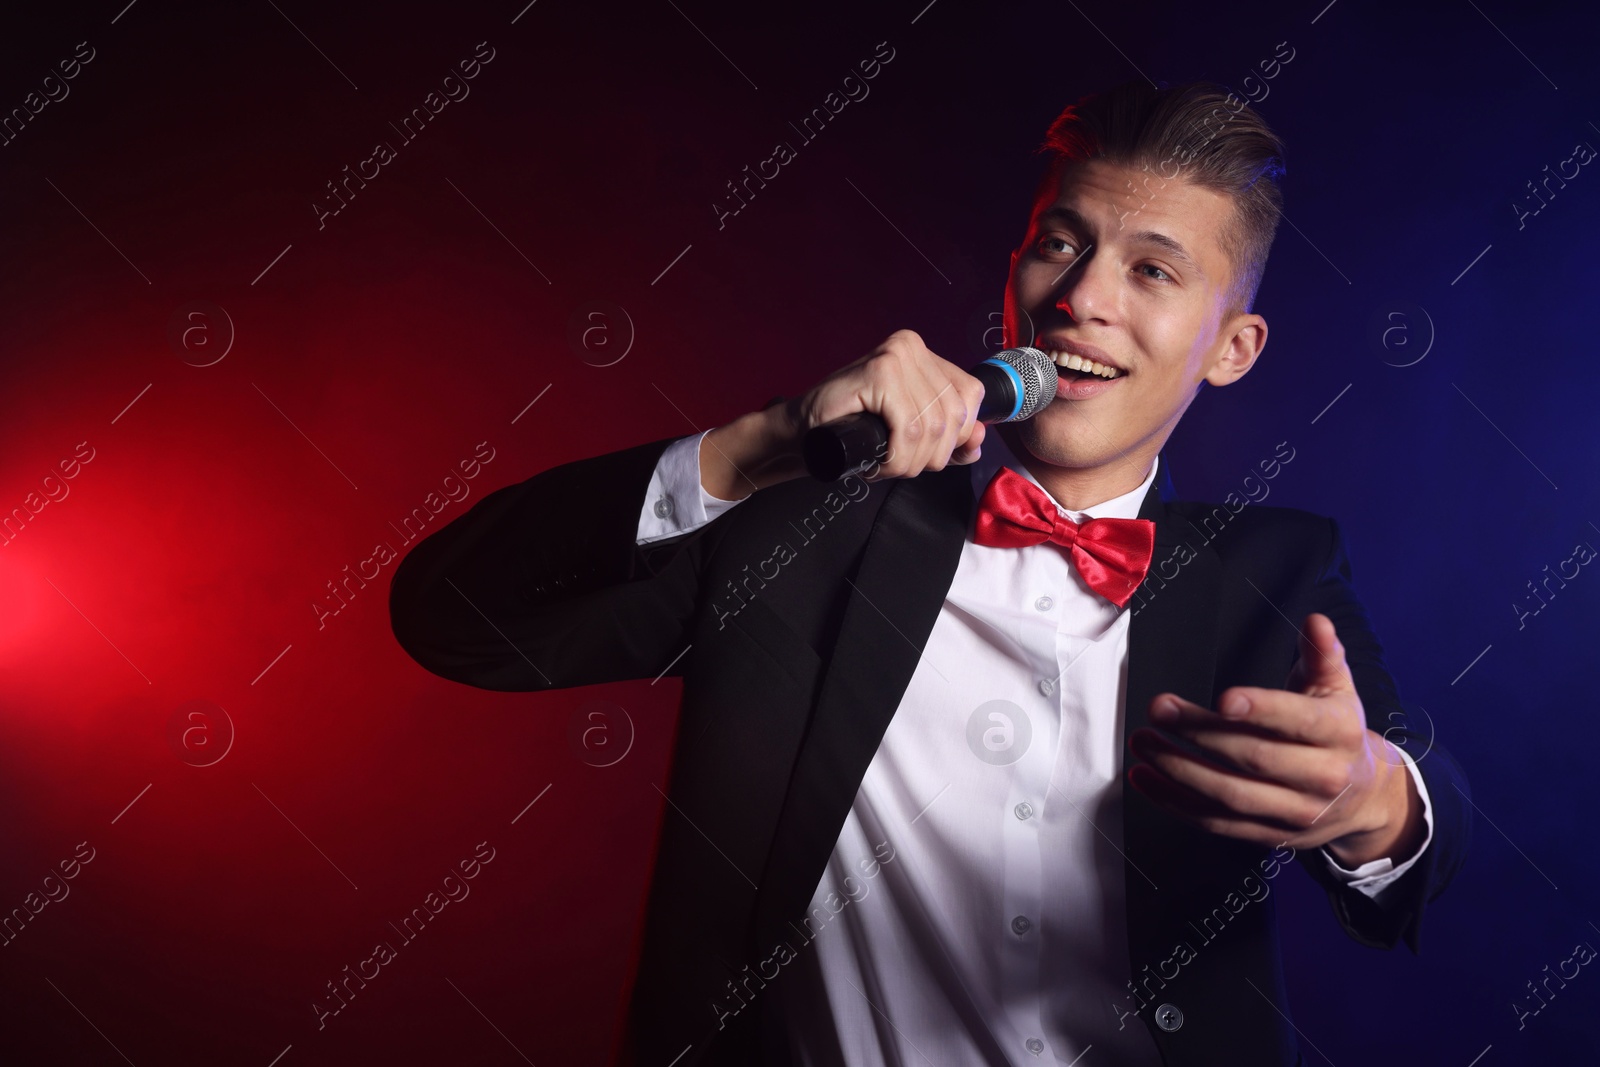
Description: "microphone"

(802, 346), (1057, 481)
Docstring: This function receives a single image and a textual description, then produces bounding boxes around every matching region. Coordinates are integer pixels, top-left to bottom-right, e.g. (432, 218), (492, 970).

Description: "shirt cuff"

(1318, 744), (1435, 900)
(636, 430), (745, 545)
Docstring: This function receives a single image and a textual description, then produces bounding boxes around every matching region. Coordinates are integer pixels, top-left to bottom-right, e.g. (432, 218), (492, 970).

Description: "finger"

(1151, 690), (1341, 748)
(929, 377), (970, 471)
(1126, 764), (1299, 844)
(1131, 724), (1344, 797)
(914, 363), (961, 471)
(1127, 764), (1301, 847)
(1290, 612), (1355, 697)
(1147, 692), (1225, 728)
(894, 361), (948, 476)
(1148, 692), (1304, 736)
(1128, 735), (1327, 831)
(1220, 684), (1361, 749)
(951, 420), (987, 465)
(881, 377), (942, 478)
(952, 369), (983, 440)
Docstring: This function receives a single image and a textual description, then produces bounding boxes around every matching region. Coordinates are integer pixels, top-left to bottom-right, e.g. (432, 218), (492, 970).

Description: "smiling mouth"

(1043, 347), (1124, 380)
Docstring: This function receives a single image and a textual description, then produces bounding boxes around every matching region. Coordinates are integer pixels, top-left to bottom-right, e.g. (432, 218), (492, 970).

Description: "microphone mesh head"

(992, 346), (1056, 421)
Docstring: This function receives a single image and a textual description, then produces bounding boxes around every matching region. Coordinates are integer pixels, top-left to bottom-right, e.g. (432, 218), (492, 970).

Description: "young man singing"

(390, 80), (1470, 1066)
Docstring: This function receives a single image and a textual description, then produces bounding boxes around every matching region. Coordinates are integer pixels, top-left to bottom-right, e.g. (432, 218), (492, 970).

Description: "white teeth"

(1048, 349), (1122, 379)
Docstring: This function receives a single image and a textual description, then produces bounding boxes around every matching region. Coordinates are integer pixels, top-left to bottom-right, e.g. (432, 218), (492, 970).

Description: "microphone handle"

(801, 361), (1022, 481)
(802, 411), (891, 482)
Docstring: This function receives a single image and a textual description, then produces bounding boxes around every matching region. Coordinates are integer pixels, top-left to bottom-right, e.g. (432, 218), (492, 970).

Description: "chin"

(1005, 416), (1108, 471)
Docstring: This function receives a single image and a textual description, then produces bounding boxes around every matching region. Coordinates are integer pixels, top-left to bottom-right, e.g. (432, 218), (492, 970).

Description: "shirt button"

(1025, 1037), (1045, 1055)
(1011, 915), (1032, 936)
(1014, 802), (1034, 821)
(1155, 1002), (1184, 1032)
(653, 497), (673, 518)
(1037, 678), (1054, 696)
(1035, 595), (1053, 611)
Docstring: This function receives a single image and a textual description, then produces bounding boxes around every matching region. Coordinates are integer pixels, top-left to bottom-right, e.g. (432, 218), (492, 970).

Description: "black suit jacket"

(388, 435), (1471, 1066)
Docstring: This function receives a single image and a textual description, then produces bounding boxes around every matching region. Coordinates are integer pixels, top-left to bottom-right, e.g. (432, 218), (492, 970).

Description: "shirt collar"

(969, 432), (1160, 521)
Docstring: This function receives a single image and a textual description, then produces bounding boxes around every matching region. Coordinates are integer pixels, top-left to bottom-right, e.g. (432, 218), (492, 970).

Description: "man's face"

(1000, 158), (1266, 480)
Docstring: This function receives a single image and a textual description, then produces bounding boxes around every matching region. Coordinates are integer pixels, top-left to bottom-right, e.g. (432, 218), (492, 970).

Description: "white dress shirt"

(636, 429), (1434, 1066)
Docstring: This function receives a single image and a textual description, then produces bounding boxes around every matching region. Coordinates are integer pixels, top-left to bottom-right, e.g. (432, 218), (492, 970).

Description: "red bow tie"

(973, 467), (1155, 608)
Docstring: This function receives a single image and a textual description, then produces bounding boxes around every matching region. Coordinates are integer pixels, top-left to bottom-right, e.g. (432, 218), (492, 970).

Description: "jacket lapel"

(751, 463), (973, 948)
(1124, 455), (1221, 767)
(1121, 458), (1227, 970)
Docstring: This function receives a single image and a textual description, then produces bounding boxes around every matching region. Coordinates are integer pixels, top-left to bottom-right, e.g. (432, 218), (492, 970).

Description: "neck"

(995, 426), (1158, 512)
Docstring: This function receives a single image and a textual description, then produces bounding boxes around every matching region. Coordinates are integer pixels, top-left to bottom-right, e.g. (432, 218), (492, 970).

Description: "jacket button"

(1155, 1002), (1184, 1032)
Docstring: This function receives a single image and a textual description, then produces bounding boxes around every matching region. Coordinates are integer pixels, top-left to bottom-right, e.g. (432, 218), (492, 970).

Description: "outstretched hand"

(1127, 612), (1426, 867)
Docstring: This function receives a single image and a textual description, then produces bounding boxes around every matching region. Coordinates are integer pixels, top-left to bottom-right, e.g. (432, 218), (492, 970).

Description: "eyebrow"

(1037, 206), (1206, 279)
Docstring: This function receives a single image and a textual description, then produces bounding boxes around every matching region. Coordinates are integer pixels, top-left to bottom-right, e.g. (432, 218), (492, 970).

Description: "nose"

(1052, 245), (1111, 324)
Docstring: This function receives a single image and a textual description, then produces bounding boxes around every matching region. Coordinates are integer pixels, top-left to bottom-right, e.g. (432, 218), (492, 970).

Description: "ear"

(1203, 312), (1267, 387)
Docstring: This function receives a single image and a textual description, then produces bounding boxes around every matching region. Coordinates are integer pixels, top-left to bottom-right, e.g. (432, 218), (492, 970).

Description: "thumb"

(1288, 612), (1355, 696)
(951, 420), (987, 465)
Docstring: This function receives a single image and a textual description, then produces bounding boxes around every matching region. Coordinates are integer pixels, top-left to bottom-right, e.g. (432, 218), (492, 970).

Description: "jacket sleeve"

(1297, 516), (1473, 954)
(388, 435), (724, 693)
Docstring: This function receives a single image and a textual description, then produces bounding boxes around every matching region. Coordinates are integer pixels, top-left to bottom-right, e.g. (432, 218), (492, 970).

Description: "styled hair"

(1034, 80), (1287, 317)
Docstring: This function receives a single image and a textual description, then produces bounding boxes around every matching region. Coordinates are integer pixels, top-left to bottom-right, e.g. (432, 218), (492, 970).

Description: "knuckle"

(1324, 766), (1354, 795)
(1335, 718), (1365, 748)
(882, 330), (918, 357)
(1239, 738), (1270, 775)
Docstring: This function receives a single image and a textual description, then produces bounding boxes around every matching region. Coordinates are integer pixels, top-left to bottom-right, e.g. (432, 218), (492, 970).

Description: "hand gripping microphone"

(801, 346), (1057, 481)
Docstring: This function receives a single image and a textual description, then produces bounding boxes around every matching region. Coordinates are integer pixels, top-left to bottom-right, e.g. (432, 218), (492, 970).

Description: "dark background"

(0, 0), (1596, 1063)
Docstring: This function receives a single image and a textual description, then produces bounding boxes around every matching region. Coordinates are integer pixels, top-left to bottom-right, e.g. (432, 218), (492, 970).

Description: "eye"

(1036, 234), (1077, 257)
(1137, 264), (1172, 282)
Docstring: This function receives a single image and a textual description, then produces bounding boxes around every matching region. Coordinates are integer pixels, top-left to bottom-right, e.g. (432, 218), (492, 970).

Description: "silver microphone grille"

(991, 346), (1056, 422)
